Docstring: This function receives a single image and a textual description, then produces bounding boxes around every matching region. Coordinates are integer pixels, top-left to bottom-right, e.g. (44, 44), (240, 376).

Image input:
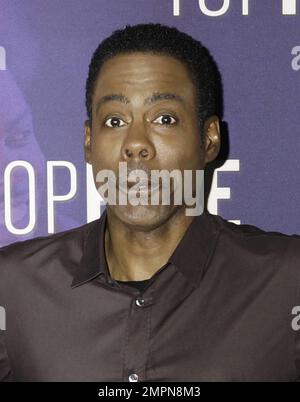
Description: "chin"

(107, 204), (178, 231)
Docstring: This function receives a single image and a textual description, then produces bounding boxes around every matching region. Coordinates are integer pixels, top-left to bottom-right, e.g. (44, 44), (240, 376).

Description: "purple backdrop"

(0, 0), (299, 247)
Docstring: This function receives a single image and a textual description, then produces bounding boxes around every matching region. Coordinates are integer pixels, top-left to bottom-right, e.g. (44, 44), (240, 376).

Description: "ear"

(203, 116), (221, 164)
(84, 120), (92, 164)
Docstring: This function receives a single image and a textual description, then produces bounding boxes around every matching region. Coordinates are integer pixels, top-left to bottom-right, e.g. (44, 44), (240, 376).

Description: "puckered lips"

(118, 176), (161, 196)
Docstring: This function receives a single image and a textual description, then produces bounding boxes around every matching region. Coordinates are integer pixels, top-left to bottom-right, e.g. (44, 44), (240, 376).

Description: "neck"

(104, 207), (195, 281)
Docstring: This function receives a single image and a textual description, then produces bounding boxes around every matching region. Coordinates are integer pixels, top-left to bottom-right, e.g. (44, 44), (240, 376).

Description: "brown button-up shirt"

(0, 209), (299, 382)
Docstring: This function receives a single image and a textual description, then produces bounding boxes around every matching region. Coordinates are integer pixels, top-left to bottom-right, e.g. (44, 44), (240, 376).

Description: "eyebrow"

(95, 91), (185, 115)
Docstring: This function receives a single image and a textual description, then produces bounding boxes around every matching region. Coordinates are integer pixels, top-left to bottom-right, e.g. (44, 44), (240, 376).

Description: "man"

(0, 23), (299, 382)
(0, 70), (46, 246)
(0, 70), (79, 247)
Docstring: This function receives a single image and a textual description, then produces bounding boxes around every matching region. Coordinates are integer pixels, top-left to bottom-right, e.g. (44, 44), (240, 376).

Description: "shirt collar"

(169, 209), (221, 287)
(71, 208), (221, 289)
(71, 209), (108, 288)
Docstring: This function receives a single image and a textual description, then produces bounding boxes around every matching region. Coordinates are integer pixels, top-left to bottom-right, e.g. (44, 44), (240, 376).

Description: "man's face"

(0, 71), (45, 243)
(84, 52), (218, 229)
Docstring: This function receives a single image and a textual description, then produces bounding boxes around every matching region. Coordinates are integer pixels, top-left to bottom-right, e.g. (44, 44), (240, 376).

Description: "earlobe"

(203, 116), (221, 164)
(84, 120), (92, 164)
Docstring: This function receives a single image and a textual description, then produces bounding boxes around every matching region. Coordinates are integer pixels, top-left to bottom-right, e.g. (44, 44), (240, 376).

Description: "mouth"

(118, 178), (160, 196)
(0, 190), (29, 206)
(0, 193), (30, 226)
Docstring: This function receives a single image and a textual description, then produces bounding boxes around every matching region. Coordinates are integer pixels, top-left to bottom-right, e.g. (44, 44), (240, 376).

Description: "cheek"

(177, 130), (204, 168)
(27, 143), (45, 164)
(154, 132), (204, 170)
(4, 142), (45, 165)
(91, 135), (121, 171)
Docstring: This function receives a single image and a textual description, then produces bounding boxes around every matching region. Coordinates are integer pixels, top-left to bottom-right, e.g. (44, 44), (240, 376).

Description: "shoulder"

(209, 212), (300, 244)
(0, 219), (97, 280)
(208, 212), (300, 270)
(205, 214), (300, 305)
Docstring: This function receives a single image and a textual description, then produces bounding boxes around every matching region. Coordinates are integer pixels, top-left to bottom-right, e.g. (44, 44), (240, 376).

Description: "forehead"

(0, 71), (31, 135)
(93, 52), (196, 98)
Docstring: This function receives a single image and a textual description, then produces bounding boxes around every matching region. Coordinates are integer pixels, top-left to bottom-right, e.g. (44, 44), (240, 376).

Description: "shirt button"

(129, 373), (139, 382)
(135, 297), (145, 307)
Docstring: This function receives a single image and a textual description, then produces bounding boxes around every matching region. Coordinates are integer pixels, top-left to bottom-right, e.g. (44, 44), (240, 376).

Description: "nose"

(121, 123), (155, 162)
(0, 142), (10, 174)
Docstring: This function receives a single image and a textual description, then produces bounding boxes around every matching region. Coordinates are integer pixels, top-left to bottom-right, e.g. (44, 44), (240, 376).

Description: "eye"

(5, 131), (31, 149)
(104, 117), (127, 128)
(153, 114), (177, 126)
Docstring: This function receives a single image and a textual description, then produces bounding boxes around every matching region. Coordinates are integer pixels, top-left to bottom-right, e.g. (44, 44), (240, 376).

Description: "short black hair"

(85, 23), (223, 137)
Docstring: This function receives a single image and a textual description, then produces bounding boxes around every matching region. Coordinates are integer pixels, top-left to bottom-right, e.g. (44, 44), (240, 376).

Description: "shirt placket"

(122, 291), (154, 382)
